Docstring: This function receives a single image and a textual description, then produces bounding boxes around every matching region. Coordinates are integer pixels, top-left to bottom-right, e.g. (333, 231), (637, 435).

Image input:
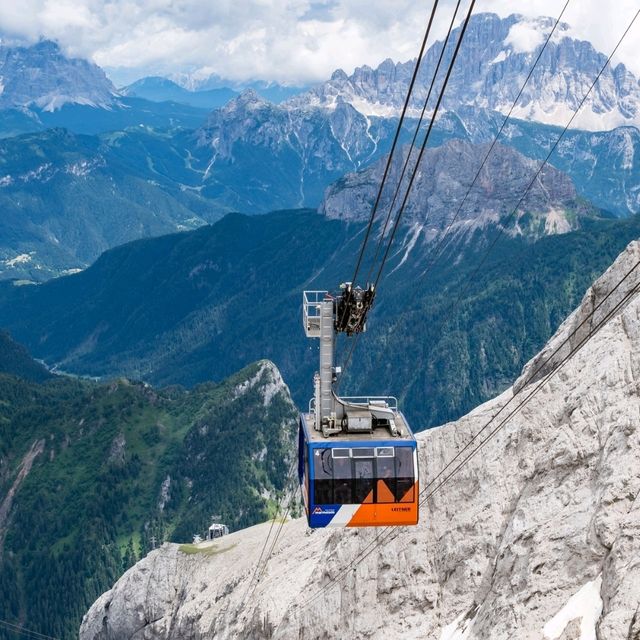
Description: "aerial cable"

(416, 5), (640, 313)
(245, 474), (299, 604)
(420, 282), (640, 506)
(337, 0), (476, 387)
(347, 0), (442, 290)
(240, 459), (297, 607)
(363, 0), (464, 287)
(338, 3), (637, 388)
(0, 619), (59, 640)
(335, 0), (443, 337)
(416, 257), (640, 502)
(416, 0), (571, 283)
(372, 0), (476, 290)
(420, 0), (571, 277)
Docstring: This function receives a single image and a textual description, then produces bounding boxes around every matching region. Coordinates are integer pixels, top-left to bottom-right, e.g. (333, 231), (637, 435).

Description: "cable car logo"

(313, 507), (336, 515)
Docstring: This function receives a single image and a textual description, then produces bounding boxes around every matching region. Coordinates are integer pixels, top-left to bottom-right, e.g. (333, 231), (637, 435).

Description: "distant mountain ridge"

(0, 16), (639, 282)
(0, 106), (638, 282)
(168, 71), (307, 103)
(120, 76), (238, 109)
(0, 40), (212, 137)
(287, 13), (640, 131)
(0, 39), (117, 111)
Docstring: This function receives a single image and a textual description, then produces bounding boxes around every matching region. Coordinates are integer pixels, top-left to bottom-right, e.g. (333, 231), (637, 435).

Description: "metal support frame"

(303, 289), (400, 438)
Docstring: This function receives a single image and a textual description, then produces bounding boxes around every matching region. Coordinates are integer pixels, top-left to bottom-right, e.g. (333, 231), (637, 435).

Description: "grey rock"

(196, 90), (396, 208)
(320, 138), (597, 241)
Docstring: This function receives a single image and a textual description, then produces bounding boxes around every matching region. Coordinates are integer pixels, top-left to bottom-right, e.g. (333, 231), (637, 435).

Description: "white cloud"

(0, 0), (638, 86)
(505, 21), (546, 54)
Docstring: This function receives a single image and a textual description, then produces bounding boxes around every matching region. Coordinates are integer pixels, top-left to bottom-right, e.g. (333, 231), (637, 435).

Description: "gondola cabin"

(298, 403), (419, 528)
(298, 289), (419, 528)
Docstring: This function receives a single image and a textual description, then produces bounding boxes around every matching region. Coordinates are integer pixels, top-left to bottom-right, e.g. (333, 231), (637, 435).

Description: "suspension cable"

(283, 7), (640, 615)
(337, 4), (637, 389)
(347, 0), (442, 290)
(422, 6), (640, 320)
(244, 473), (300, 603)
(337, 0), (476, 387)
(363, 0), (464, 286)
(416, 0), (571, 283)
(240, 458), (297, 606)
(372, 0), (474, 289)
(0, 618), (59, 640)
(335, 0), (443, 338)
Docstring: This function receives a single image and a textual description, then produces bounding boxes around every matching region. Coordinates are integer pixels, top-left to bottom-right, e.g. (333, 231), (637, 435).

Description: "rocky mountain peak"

(0, 38), (118, 111)
(231, 88), (267, 108)
(330, 68), (348, 82)
(287, 12), (640, 131)
(320, 137), (594, 241)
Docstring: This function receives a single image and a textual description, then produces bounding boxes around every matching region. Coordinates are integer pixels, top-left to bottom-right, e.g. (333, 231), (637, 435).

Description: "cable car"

(298, 288), (419, 528)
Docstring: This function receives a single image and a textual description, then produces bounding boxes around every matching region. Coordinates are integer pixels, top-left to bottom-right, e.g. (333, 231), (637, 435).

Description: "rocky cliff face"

(196, 89), (399, 208)
(195, 92), (640, 221)
(320, 138), (598, 241)
(0, 40), (117, 111)
(288, 13), (640, 132)
(80, 240), (640, 639)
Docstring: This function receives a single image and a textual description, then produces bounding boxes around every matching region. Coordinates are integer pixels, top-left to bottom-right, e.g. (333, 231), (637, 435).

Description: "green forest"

(0, 353), (297, 639)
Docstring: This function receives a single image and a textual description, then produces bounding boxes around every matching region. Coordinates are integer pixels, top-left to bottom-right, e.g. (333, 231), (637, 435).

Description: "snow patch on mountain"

(2, 253), (33, 268)
(542, 575), (603, 640)
(288, 13), (640, 132)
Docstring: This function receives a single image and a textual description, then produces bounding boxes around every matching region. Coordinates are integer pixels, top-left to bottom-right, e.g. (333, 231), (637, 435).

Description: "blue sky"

(0, 0), (638, 87)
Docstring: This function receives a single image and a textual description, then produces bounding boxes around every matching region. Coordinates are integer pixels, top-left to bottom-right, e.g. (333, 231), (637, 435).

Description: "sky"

(0, 0), (638, 87)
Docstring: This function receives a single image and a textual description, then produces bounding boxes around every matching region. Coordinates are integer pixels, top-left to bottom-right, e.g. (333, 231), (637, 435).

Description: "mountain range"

(2, 13), (639, 134)
(0, 102), (638, 282)
(1, 205), (638, 430)
(120, 76), (239, 109)
(321, 138), (599, 239)
(0, 13), (639, 281)
(290, 13), (640, 131)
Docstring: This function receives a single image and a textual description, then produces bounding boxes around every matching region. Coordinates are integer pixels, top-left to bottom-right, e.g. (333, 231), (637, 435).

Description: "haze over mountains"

(0, 12), (639, 282)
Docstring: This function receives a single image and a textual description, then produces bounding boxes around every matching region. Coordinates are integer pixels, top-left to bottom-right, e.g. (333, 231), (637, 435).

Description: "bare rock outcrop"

(80, 241), (640, 640)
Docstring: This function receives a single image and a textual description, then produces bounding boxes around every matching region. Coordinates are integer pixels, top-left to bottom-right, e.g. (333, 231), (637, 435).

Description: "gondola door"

(353, 458), (374, 503)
